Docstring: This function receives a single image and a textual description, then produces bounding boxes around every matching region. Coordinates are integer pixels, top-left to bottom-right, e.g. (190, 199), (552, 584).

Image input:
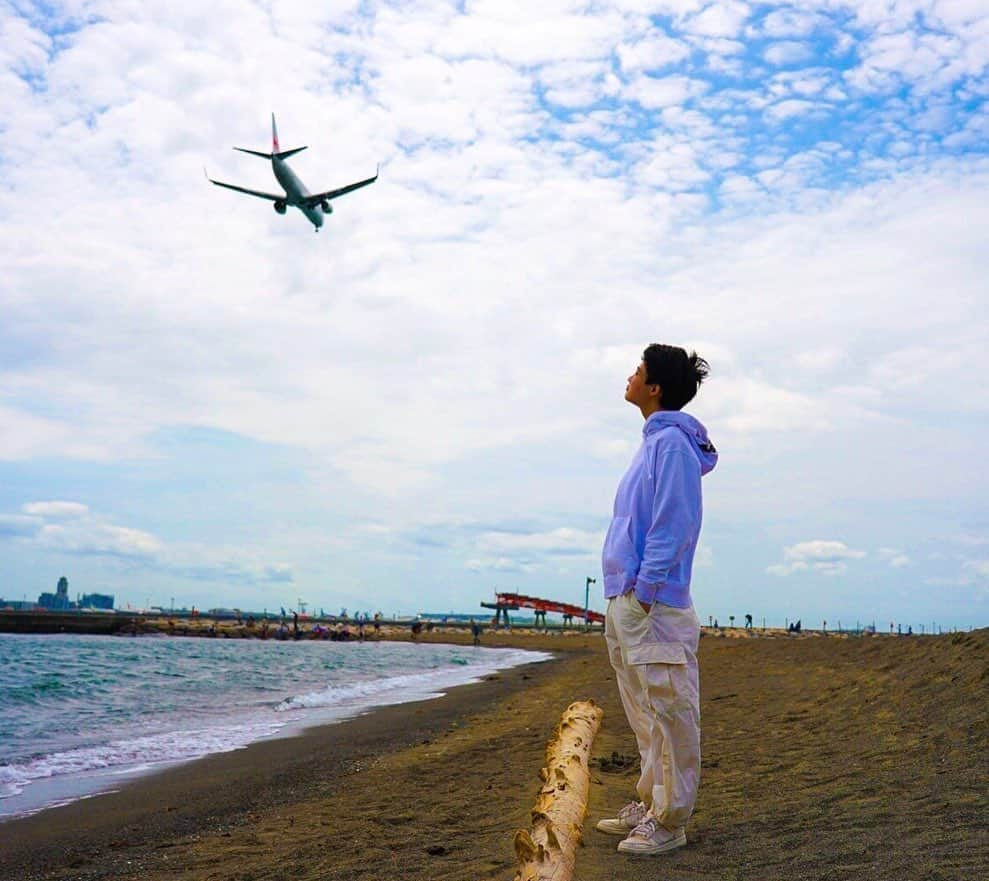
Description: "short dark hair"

(642, 344), (710, 410)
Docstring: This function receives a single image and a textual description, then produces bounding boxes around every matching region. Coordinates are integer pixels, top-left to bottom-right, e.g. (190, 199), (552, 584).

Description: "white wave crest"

(275, 649), (552, 712)
(0, 718), (284, 800)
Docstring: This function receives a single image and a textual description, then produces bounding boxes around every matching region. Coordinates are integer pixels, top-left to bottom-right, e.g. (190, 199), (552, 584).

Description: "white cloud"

(0, 16), (51, 76)
(432, 4), (626, 67)
(624, 73), (709, 108)
(786, 540), (867, 562)
(768, 540), (866, 576)
(759, 9), (824, 38)
(36, 520), (162, 559)
(683, 2), (750, 39)
(617, 34), (692, 73)
(765, 98), (826, 122)
(635, 134), (710, 190)
(477, 527), (601, 557)
(765, 41), (813, 67)
(702, 377), (833, 436)
(878, 547), (911, 568)
(1, 502), (292, 585)
(845, 27), (973, 94)
(22, 501), (90, 518)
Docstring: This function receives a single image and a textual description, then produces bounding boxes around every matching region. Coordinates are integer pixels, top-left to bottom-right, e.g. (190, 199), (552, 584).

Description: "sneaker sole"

(595, 819), (636, 835)
(617, 832), (687, 855)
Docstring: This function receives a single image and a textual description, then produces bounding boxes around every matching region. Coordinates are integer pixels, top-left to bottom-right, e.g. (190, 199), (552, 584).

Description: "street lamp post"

(584, 576), (597, 630)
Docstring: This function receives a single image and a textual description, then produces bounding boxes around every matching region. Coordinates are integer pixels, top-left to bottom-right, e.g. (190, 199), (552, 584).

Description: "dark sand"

(1, 627), (986, 881)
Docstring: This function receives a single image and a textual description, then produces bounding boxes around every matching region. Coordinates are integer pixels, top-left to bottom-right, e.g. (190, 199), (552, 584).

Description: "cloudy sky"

(1, 0), (986, 629)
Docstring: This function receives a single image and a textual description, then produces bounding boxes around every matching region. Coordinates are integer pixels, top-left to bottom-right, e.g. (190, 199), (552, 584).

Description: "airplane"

(206, 114), (377, 232)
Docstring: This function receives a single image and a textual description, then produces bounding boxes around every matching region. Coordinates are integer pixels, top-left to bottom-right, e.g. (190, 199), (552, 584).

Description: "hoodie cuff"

(633, 579), (660, 605)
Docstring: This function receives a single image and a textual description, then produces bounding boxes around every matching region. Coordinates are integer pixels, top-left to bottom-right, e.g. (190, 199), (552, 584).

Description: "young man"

(596, 343), (717, 855)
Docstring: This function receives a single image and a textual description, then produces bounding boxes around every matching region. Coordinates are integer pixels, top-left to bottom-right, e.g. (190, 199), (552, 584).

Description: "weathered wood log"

(513, 699), (604, 881)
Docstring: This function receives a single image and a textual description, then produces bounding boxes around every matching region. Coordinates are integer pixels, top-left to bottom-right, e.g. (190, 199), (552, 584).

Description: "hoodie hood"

(643, 410), (718, 475)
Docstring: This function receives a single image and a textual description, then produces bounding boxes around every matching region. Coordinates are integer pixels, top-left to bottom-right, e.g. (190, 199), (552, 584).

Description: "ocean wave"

(0, 719), (286, 800)
(276, 669), (456, 711)
(276, 649), (552, 712)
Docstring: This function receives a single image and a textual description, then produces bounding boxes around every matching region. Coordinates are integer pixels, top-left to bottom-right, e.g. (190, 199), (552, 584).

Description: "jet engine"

(274, 201), (287, 215)
(321, 200), (332, 214)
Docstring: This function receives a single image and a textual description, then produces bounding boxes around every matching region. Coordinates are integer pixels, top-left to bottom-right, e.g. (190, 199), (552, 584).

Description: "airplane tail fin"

(233, 115), (307, 160)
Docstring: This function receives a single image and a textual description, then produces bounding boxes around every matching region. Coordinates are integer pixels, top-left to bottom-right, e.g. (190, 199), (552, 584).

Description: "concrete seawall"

(0, 610), (143, 635)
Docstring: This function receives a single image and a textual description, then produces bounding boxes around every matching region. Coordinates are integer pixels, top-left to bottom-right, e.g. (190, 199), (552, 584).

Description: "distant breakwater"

(0, 610), (487, 640)
(0, 611), (363, 639)
(0, 610), (143, 636)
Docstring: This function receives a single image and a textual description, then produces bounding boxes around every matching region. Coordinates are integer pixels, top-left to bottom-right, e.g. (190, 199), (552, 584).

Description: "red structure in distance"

(488, 592), (605, 625)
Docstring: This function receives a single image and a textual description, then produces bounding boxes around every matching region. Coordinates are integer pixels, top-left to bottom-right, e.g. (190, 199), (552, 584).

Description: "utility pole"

(584, 576), (596, 631)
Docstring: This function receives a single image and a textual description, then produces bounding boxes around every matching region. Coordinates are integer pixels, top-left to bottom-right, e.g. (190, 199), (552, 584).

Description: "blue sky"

(0, 0), (987, 629)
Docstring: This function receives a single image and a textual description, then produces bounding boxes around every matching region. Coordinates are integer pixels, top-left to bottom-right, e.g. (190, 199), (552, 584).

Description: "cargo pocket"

(627, 642), (688, 710)
(627, 642), (687, 666)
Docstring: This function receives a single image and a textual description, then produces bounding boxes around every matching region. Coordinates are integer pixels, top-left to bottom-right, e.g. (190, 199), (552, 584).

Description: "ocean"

(0, 632), (551, 821)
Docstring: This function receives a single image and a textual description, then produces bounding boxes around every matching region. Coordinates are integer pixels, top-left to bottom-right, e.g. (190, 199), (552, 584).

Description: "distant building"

(0, 598), (37, 611)
(38, 576), (71, 611)
(35, 578), (114, 611)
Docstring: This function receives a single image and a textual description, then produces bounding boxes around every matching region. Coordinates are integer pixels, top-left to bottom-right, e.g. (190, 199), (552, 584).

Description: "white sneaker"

(595, 800), (647, 835)
(617, 816), (687, 855)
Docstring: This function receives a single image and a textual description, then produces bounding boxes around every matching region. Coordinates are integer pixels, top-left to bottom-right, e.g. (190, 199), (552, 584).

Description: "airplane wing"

(207, 174), (284, 202)
(303, 168), (379, 207)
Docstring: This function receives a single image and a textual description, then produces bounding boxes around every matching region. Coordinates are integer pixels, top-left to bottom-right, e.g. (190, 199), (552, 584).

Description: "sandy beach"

(1, 626), (986, 881)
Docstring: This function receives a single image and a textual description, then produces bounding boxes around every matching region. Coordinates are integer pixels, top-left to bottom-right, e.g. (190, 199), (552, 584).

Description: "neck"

(639, 401), (662, 420)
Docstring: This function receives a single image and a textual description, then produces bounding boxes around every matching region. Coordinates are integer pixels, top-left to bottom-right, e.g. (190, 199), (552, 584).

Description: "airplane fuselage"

(272, 157), (327, 230)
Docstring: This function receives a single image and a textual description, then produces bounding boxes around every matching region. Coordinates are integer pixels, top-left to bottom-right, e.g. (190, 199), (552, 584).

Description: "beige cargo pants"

(605, 591), (701, 830)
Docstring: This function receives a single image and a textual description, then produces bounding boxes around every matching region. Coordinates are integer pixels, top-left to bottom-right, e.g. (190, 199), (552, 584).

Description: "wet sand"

(1, 627), (986, 881)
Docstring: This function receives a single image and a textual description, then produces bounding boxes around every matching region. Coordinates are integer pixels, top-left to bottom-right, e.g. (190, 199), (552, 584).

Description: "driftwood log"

(513, 700), (604, 881)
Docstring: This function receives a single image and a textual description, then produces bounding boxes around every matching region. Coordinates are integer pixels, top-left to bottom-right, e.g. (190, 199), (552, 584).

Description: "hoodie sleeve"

(633, 450), (702, 604)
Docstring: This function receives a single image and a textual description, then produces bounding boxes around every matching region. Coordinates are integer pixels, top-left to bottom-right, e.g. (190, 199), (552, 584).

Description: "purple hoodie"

(601, 410), (718, 609)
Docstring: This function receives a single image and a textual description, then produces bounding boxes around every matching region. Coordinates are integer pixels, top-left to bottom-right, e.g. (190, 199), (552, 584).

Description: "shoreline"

(0, 631), (586, 881)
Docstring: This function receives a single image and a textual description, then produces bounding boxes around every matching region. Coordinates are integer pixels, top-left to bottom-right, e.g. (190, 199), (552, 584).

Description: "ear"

(650, 384), (662, 402)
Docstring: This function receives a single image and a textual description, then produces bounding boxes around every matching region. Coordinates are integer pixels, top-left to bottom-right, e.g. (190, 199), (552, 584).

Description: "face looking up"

(625, 360), (661, 414)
